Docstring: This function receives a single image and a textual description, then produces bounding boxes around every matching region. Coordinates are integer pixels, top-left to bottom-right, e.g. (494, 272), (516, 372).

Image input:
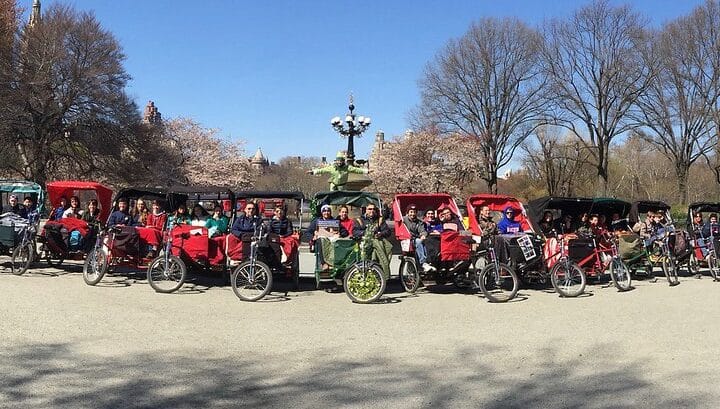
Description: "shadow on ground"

(0, 341), (711, 408)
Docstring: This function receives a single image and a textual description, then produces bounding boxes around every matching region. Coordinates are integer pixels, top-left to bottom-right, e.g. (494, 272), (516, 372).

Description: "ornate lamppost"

(330, 95), (371, 165)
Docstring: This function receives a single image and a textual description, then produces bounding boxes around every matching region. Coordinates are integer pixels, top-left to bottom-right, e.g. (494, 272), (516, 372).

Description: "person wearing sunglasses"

(497, 207), (522, 235)
(353, 203), (392, 280)
(231, 201), (263, 237)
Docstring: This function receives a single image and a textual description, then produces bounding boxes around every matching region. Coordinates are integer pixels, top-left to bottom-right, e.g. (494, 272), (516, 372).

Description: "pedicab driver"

(353, 203), (393, 280)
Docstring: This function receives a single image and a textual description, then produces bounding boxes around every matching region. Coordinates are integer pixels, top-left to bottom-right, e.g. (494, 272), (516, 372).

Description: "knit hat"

(320, 204), (332, 212)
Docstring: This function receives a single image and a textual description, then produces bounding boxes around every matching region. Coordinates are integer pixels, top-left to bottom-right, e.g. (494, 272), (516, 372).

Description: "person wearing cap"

(2, 194), (22, 215)
(353, 203), (393, 279)
(306, 151), (369, 191)
(402, 204), (434, 272)
(305, 204), (347, 271)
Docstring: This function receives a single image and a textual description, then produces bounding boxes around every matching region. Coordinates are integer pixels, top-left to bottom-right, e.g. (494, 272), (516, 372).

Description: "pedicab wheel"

(478, 263), (518, 303)
(343, 262), (386, 304)
(708, 254), (720, 281)
(610, 258), (632, 291)
(550, 261), (586, 297)
(231, 260), (272, 302)
(687, 253), (700, 276)
(83, 247), (108, 286)
(11, 242), (34, 275)
(661, 255), (680, 286)
(147, 255), (187, 293)
(398, 257), (420, 294)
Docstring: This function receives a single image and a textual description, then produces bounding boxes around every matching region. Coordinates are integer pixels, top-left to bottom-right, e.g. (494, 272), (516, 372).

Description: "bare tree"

(255, 156), (327, 197)
(418, 17), (547, 193)
(0, 4), (139, 185)
(632, 1), (720, 204)
(542, 0), (653, 195)
(521, 126), (594, 197)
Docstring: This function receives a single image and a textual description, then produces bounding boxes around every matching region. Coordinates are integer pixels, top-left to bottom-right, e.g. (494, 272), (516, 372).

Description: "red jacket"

(146, 212), (167, 230)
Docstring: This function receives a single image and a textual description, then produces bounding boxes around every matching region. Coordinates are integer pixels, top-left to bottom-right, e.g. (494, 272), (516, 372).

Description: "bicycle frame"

(573, 236), (617, 276)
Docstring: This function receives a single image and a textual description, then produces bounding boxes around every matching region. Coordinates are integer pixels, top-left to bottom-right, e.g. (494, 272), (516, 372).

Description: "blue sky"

(37, 0), (705, 163)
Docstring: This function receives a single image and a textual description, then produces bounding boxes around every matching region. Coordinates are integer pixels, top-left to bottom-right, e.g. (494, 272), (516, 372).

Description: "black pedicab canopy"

(628, 200), (671, 225)
(527, 196), (593, 233)
(589, 198), (632, 219)
(234, 190), (304, 201)
(687, 202), (720, 227)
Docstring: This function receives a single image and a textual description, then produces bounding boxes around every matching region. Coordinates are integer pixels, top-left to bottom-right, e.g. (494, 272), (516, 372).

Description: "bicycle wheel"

(610, 258), (632, 291)
(83, 246), (108, 286)
(687, 253), (700, 276)
(478, 263), (519, 303)
(708, 253), (720, 281)
(147, 255), (187, 293)
(399, 257), (420, 293)
(550, 261), (586, 297)
(343, 262), (386, 304)
(662, 255), (680, 286)
(231, 260), (272, 301)
(11, 242), (33, 275)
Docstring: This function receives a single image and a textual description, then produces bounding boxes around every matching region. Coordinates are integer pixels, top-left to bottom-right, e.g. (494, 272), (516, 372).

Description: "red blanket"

(280, 235), (299, 261)
(48, 218), (90, 237)
(135, 226), (162, 247)
(171, 225), (209, 264)
(440, 231), (470, 261)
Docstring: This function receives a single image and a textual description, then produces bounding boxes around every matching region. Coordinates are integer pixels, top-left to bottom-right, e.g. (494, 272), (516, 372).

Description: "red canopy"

(466, 194), (533, 236)
(46, 181), (114, 221)
(392, 193), (461, 241)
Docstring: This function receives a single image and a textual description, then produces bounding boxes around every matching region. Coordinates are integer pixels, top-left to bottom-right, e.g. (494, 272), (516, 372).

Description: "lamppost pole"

(330, 95), (371, 166)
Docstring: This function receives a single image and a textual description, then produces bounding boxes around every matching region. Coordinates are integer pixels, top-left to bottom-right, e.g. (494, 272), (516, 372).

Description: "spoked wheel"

(662, 255), (680, 286)
(478, 263), (519, 303)
(147, 255), (187, 293)
(343, 262), (386, 303)
(399, 257), (420, 293)
(708, 253), (720, 281)
(550, 261), (586, 297)
(11, 242), (34, 275)
(610, 258), (632, 291)
(83, 247), (108, 286)
(687, 253), (700, 276)
(231, 260), (272, 301)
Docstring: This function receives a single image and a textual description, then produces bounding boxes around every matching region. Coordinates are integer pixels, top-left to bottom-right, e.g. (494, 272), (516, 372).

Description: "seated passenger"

(62, 196), (83, 219)
(304, 204), (342, 271)
(402, 203), (433, 272)
(578, 213), (607, 239)
(130, 198), (149, 226)
(81, 199), (103, 228)
(19, 196), (39, 223)
(353, 203), (392, 280)
(231, 201), (262, 237)
(691, 212), (704, 236)
(205, 202), (229, 238)
(702, 213), (719, 238)
(146, 200), (168, 231)
(190, 204), (208, 227)
(270, 204), (298, 266)
(107, 198), (134, 227)
(497, 207), (522, 234)
(554, 214), (574, 235)
(2, 194), (22, 215)
(538, 211), (554, 237)
(424, 209), (442, 234)
(167, 204), (191, 227)
(337, 205), (354, 236)
(51, 197), (67, 221)
(633, 211), (663, 247)
(608, 212), (629, 233)
(437, 206), (463, 232)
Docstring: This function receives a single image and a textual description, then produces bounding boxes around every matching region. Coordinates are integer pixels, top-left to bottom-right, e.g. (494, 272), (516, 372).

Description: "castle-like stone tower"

(143, 101), (162, 124)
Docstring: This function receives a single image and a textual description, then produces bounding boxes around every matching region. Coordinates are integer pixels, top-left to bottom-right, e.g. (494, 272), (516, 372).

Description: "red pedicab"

(393, 193), (519, 302)
(82, 187), (185, 287)
(39, 181), (113, 267)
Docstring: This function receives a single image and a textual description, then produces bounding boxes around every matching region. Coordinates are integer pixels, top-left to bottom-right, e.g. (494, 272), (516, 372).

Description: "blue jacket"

(497, 206), (522, 234)
(231, 214), (263, 237)
(108, 210), (134, 227)
(269, 217), (293, 237)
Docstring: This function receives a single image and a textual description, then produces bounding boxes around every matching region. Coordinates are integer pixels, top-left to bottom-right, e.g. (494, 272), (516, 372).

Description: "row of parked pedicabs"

(1, 179), (718, 303)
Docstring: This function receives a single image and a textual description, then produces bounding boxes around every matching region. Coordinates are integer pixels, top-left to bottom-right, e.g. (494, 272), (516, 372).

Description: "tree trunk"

(676, 165), (689, 205)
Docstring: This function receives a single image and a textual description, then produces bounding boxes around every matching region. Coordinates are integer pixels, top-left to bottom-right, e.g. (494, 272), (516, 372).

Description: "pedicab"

(528, 197), (632, 292)
(82, 187), (185, 287)
(686, 202), (720, 281)
(626, 200), (688, 285)
(38, 181), (113, 267)
(393, 193), (519, 302)
(230, 190), (304, 296)
(310, 190), (387, 303)
(0, 179), (44, 275)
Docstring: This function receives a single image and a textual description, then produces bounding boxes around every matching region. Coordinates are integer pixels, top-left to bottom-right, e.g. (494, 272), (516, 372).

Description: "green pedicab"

(0, 179), (44, 275)
(310, 191), (387, 303)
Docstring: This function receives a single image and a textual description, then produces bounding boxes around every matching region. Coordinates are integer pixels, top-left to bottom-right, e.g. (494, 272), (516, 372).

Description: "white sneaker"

(422, 262), (436, 272)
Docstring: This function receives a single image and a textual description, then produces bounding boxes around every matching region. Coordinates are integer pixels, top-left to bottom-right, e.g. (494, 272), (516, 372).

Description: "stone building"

(143, 101), (162, 124)
(250, 148), (269, 172)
